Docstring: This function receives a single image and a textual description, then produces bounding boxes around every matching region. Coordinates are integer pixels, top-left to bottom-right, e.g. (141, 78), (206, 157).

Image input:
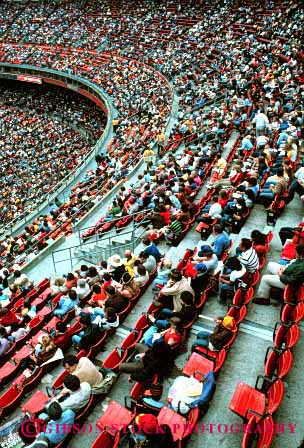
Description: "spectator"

(51, 374), (91, 412)
(191, 316), (237, 351)
(53, 289), (78, 318)
(253, 244), (304, 305)
(212, 224), (230, 259)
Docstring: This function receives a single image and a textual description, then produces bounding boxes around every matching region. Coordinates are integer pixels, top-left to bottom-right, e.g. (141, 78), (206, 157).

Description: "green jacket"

(280, 259), (304, 285)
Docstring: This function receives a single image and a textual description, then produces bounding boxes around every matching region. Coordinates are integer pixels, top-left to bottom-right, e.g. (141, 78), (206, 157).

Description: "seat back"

(273, 322), (286, 349)
(266, 379), (284, 414)
(264, 347), (279, 378)
(257, 414), (275, 448)
(227, 305), (247, 325)
(102, 348), (126, 370)
(286, 323), (300, 349)
(277, 349), (293, 379)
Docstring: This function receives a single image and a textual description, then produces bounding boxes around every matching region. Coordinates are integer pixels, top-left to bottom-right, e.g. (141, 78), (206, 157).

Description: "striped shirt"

(239, 247), (259, 273)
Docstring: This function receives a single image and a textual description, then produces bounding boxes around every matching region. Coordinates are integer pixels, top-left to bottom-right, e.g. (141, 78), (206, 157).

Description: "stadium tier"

(0, 1), (303, 448)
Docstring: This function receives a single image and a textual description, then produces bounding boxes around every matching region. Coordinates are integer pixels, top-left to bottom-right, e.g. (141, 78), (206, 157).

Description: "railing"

(52, 213), (149, 274)
(77, 208), (150, 244)
(0, 62), (114, 237)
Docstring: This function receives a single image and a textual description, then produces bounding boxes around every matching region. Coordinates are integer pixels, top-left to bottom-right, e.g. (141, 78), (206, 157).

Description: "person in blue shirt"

(212, 224), (230, 259)
(37, 401), (75, 445)
(53, 289), (78, 318)
(142, 237), (162, 262)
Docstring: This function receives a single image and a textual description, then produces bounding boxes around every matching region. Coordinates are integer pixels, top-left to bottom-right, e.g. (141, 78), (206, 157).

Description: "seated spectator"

(159, 269), (194, 312)
(212, 224), (230, 259)
(219, 257), (247, 303)
(104, 285), (128, 313)
(279, 220), (304, 245)
(197, 196), (222, 223)
(191, 316), (237, 351)
(253, 243), (304, 305)
(63, 355), (112, 395)
(151, 259), (172, 291)
(50, 374), (91, 412)
(120, 272), (140, 298)
(259, 167), (287, 205)
(74, 278), (90, 300)
(129, 415), (175, 448)
(119, 340), (173, 382)
(87, 266), (101, 287)
(72, 313), (104, 349)
(12, 270), (32, 293)
(151, 291), (195, 327)
(238, 238), (259, 275)
(35, 402), (75, 446)
(163, 217), (184, 243)
(0, 326), (11, 357)
(220, 197), (248, 230)
(0, 307), (21, 331)
(53, 289), (78, 318)
(123, 249), (137, 275)
(93, 307), (119, 330)
(63, 272), (78, 292)
(51, 322), (72, 352)
(108, 254), (127, 282)
(138, 251), (157, 273)
(251, 230), (268, 257)
(286, 165), (304, 203)
(142, 236), (162, 262)
(134, 264), (149, 287)
(88, 284), (106, 306)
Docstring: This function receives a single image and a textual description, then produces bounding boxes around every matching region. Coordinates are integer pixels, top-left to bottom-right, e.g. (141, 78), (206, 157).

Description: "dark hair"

(169, 269), (182, 282)
(251, 230), (266, 245)
(104, 307), (117, 320)
(180, 291), (194, 305)
(92, 284), (101, 294)
(248, 177), (258, 186)
(47, 402), (62, 421)
(88, 266), (98, 277)
(103, 273), (111, 282)
(213, 223), (223, 234)
(240, 238), (252, 250)
(245, 189), (256, 202)
(63, 374), (80, 391)
(170, 316), (183, 333)
(66, 273), (75, 281)
(68, 289), (77, 300)
(13, 270), (21, 278)
(137, 264), (147, 275)
(142, 237), (151, 246)
(277, 167), (284, 177)
(0, 326), (7, 337)
(225, 256), (242, 271)
(80, 265), (88, 272)
(105, 285), (115, 295)
(63, 355), (78, 367)
(80, 313), (92, 326)
(56, 322), (67, 333)
(139, 251), (148, 260)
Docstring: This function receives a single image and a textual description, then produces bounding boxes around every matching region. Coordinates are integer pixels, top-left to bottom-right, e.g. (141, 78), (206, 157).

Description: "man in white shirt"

(198, 196), (222, 223)
(252, 110), (269, 136)
(52, 374), (91, 412)
(238, 238), (259, 273)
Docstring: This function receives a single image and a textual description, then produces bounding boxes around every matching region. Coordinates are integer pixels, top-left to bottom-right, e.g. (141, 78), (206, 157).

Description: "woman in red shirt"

(0, 308), (21, 330)
(161, 317), (183, 348)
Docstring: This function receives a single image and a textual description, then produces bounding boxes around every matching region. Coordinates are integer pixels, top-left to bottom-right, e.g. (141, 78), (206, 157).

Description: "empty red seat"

(273, 322), (300, 350)
(22, 390), (49, 415)
(0, 385), (23, 419)
(96, 400), (134, 433)
(264, 347), (293, 379)
(283, 284), (304, 304)
(280, 302), (304, 324)
(120, 331), (142, 351)
(183, 350), (227, 377)
(102, 348), (128, 371)
(241, 414), (274, 448)
(157, 406), (187, 442)
(229, 378), (284, 420)
(91, 430), (120, 448)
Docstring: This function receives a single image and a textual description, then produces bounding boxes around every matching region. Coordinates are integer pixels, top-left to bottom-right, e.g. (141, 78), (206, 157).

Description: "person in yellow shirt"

(143, 148), (155, 168)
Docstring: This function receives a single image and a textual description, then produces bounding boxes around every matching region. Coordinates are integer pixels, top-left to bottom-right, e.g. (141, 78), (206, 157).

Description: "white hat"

(108, 254), (123, 267)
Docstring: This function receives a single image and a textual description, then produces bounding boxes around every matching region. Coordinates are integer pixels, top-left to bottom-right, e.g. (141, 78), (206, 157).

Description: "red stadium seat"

(183, 350), (227, 376)
(264, 347), (293, 379)
(229, 378), (284, 420)
(96, 400), (134, 433)
(241, 415), (275, 448)
(102, 348), (128, 371)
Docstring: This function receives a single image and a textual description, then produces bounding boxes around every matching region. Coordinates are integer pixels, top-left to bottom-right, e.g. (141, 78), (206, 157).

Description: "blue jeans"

(191, 330), (210, 350)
